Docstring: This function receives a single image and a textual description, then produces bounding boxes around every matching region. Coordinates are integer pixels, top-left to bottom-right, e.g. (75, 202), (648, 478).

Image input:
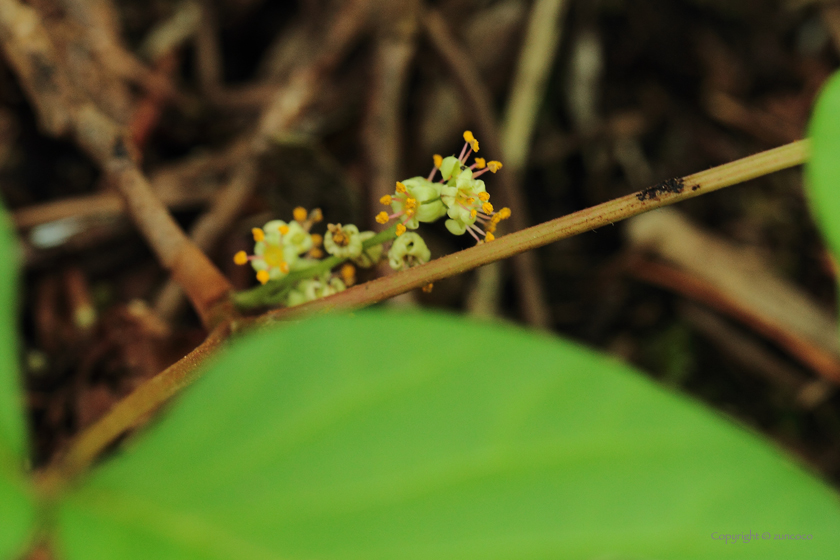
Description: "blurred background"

(2, 0), (839, 484)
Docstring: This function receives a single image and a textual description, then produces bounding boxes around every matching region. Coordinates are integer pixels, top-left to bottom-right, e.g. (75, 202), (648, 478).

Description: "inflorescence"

(234, 131), (510, 307)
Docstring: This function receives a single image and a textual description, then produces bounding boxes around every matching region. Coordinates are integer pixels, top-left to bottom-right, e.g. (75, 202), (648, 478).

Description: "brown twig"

(154, 0), (372, 321)
(38, 139), (810, 492)
(626, 255), (840, 385)
(37, 321), (230, 494)
(256, 140), (810, 322)
(0, 0), (233, 327)
(423, 8), (551, 328)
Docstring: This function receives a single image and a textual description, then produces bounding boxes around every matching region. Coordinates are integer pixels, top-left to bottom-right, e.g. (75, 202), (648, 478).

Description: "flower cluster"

(376, 131), (509, 243)
(234, 132), (510, 307)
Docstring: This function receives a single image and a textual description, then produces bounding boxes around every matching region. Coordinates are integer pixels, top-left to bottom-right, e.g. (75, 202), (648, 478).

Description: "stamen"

(478, 191), (490, 202)
(256, 270), (270, 285)
(252, 228), (265, 242)
(376, 211), (390, 224)
(341, 263), (356, 286)
(485, 232), (495, 242)
(311, 233), (323, 246)
(474, 157), (486, 169)
(396, 223), (407, 236)
(482, 202), (494, 214)
(422, 283), (434, 293)
(396, 181), (407, 194)
(279, 224), (290, 235)
(380, 195), (392, 205)
(293, 207), (307, 222)
(487, 161), (503, 173)
(463, 130), (479, 152)
(233, 251), (248, 265)
(433, 154), (443, 168)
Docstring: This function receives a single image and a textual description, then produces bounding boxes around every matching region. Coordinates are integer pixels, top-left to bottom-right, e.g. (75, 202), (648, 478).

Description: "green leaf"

(0, 207), (37, 557)
(58, 312), (840, 559)
(0, 210), (26, 465)
(807, 70), (840, 262)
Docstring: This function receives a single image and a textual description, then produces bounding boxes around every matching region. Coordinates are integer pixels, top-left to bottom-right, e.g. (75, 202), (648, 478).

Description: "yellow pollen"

(485, 232), (495, 242)
(474, 157), (486, 169)
(404, 197), (417, 208)
(376, 211), (390, 224)
(233, 251), (248, 265)
(279, 262), (290, 274)
(482, 202), (494, 214)
(396, 181), (407, 194)
(470, 209), (477, 218)
(279, 225), (290, 235)
(498, 207), (511, 219)
(433, 154), (442, 168)
(463, 130), (475, 143)
(333, 230), (349, 246)
(311, 233), (323, 246)
(256, 270), (270, 284)
(263, 245), (285, 267)
(422, 283), (434, 293)
(405, 208), (416, 218)
(380, 195), (392, 205)
(293, 207), (307, 222)
(478, 191), (490, 202)
(466, 197), (475, 205)
(310, 208), (323, 222)
(252, 228), (265, 242)
(486, 223), (497, 234)
(310, 247), (324, 258)
(341, 263), (356, 286)
(395, 223), (407, 236)
(487, 161), (502, 173)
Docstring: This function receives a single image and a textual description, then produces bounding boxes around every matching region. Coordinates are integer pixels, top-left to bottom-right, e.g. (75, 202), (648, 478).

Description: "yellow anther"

(487, 161), (502, 173)
(310, 208), (323, 223)
(279, 224), (290, 235)
(293, 207), (307, 222)
(478, 191), (490, 202)
(311, 233), (323, 246)
(233, 251), (248, 265)
(485, 232), (495, 242)
(252, 228), (265, 242)
(405, 207), (416, 218)
(466, 197), (475, 205)
(433, 154), (443, 168)
(395, 223), (407, 236)
(333, 230), (349, 246)
(485, 223), (497, 234)
(376, 211), (390, 224)
(482, 202), (494, 214)
(463, 130), (479, 152)
(474, 157), (486, 169)
(279, 262), (290, 274)
(395, 181), (407, 194)
(310, 247), (324, 259)
(256, 270), (270, 284)
(422, 283), (434, 293)
(470, 209), (477, 218)
(498, 207), (511, 219)
(380, 195), (392, 205)
(341, 263), (356, 286)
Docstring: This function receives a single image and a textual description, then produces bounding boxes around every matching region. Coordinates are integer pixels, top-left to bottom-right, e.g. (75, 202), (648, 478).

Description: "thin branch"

(0, 0), (233, 327)
(37, 322), (230, 495)
(154, 0), (372, 321)
(38, 140), (808, 491)
(257, 140), (809, 323)
(423, 8), (550, 328)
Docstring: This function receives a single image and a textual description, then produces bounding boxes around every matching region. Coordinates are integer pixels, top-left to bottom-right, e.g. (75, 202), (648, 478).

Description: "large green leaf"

(807, 70), (840, 262)
(0, 208), (36, 558)
(58, 312), (840, 559)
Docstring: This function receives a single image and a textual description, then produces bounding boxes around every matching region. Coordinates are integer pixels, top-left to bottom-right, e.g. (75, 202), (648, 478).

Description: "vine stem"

(256, 139), (810, 323)
(38, 139), (809, 492)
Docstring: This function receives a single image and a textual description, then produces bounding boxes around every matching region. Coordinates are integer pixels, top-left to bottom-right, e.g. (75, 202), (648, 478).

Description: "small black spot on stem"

(31, 53), (57, 92)
(636, 177), (685, 201)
